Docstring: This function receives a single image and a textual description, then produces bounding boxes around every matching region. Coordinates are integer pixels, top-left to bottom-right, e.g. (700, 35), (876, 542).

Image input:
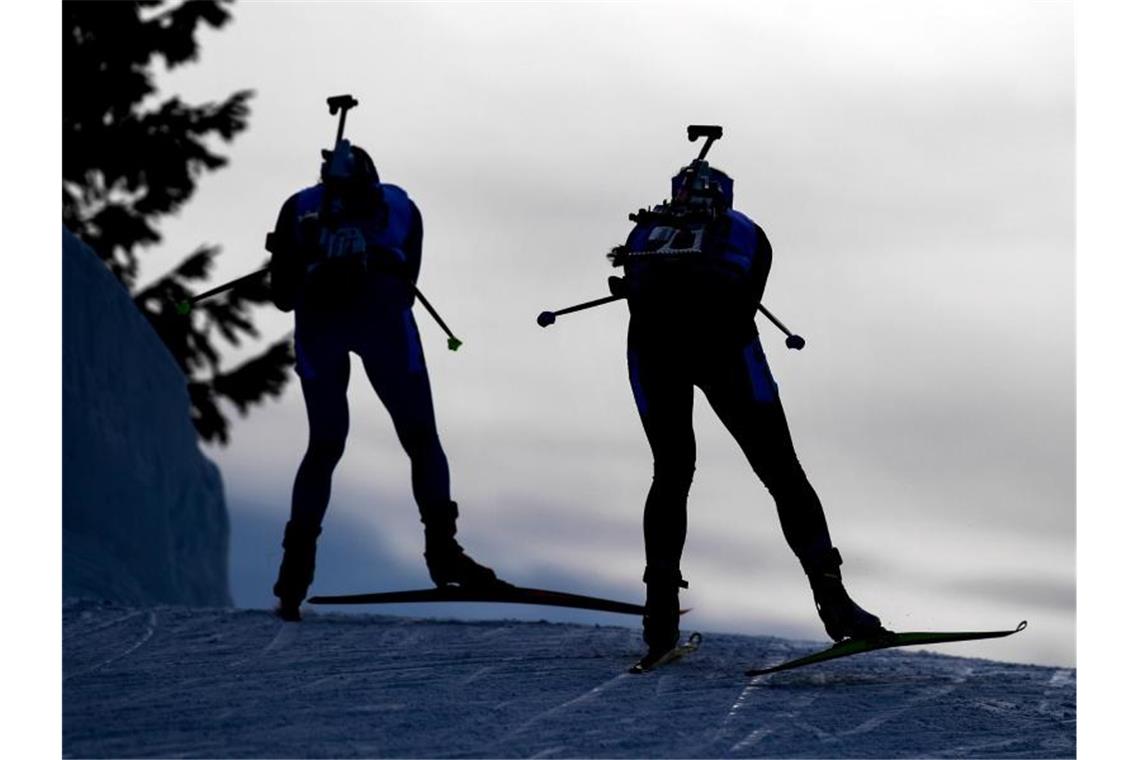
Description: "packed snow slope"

(63, 600), (1074, 758)
(62, 228), (230, 606)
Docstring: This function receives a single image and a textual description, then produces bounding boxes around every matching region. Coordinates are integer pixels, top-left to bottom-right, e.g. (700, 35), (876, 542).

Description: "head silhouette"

(320, 142), (380, 190)
(671, 165), (734, 209)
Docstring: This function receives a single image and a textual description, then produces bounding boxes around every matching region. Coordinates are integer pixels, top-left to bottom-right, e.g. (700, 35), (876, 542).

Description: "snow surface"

(62, 229), (230, 606)
(63, 600), (1074, 758)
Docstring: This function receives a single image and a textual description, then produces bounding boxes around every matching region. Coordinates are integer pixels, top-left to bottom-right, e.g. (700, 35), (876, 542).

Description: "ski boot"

(422, 501), (503, 589)
(272, 520), (322, 622)
(803, 547), (884, 642)
(637, 566), (688, 667)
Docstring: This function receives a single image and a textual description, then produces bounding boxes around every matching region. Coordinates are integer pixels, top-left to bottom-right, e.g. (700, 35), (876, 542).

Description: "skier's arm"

(752, 223), (773, 304)
(267, 196), (302, 312)
(404, 202), (424, 286)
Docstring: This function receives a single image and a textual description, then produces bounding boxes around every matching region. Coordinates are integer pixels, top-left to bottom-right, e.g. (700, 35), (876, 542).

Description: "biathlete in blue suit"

(618, 162), (884, 664)
(267, 139), (499, 620)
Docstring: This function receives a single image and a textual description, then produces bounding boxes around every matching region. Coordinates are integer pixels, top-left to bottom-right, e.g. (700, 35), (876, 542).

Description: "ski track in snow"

(62, 609), (146, 641)
(498, 670), (633, 744)
(63, 609), (156, 682)
(62, 602), (1076, 758)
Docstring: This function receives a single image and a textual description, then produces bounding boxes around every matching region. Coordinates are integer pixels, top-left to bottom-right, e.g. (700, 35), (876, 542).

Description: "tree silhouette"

(63, 0), (292, 444)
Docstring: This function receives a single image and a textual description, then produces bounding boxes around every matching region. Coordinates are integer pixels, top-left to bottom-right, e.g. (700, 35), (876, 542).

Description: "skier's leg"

(359, 312), (450, 509)
(289, 354), (352, 527)
(699, 339), (831, 559)
(274, 347), (352, 618)
(360, 311), (499, 588)
(701, 337), (882, 640)
(629, 342), (695, 655)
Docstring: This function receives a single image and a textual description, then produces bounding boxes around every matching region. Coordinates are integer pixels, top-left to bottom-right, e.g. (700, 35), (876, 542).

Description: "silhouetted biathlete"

(266, 138), (500, 621)
(615, 158), (885, 665)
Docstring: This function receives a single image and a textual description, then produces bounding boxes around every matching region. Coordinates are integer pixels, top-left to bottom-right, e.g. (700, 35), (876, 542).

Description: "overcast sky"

(140, 1), (1073, 667)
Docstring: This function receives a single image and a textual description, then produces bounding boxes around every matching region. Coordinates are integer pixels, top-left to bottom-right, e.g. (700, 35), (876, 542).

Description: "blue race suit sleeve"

(267, 194), (303, 313)
(404, 201), (423, 286)
(752, 222), (772, 304)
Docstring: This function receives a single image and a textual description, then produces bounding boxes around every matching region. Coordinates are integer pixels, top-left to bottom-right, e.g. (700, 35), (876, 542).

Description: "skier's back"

(266, 135), (500, 620)
(612, 131), (884, 666)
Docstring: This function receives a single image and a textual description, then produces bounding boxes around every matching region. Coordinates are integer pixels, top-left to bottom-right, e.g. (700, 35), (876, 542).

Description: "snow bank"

(62, 228), (231, 606)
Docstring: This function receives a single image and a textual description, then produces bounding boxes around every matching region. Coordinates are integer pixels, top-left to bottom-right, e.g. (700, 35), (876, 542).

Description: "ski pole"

(413, 286), (463, 351)
(537, 276), (627, 327)
(536, 294), (624, 327)
(177, 266), (463, 352)
(175, 267), (268, 315)
(538, 287), (806, 351)
(757, 302), (806, 350)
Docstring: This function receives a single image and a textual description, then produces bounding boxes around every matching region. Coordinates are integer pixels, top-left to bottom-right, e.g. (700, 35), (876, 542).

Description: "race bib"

(319, 225), (367, 259)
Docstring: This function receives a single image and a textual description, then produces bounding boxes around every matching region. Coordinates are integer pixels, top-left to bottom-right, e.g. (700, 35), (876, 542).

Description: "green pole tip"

(447, 337), (463, 352)
(175, 301), (191, 316)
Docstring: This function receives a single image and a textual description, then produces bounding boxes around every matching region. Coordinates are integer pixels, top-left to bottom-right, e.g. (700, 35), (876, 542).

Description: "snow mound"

(62, 229), (230, 606)
(63, 602), (1075, 758)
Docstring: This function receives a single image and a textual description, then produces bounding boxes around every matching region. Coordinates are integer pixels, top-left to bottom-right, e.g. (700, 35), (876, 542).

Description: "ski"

(629, 632), (703, 674)
(307, 583), (668, 617)
(745, 620), (1028, 677)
